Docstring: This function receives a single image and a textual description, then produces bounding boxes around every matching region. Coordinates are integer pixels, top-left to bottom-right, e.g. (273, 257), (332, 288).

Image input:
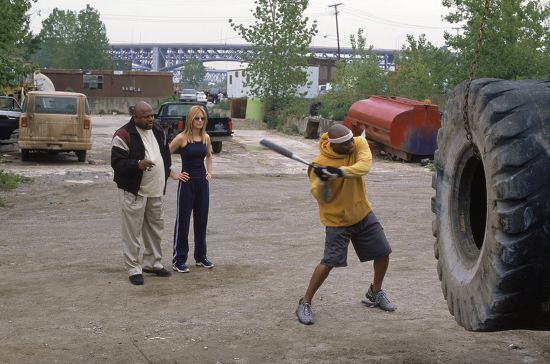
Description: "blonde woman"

(169, 105), (213, 273)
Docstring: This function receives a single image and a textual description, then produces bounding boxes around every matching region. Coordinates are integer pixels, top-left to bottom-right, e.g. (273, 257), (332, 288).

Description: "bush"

(317, 91), (353, 121)
(0, 170), (32, 190)
(217, 99), (230, 110)
(0, 170), (32, 207)
(280, 97), (311, 119)
(262, 96), (311, 130)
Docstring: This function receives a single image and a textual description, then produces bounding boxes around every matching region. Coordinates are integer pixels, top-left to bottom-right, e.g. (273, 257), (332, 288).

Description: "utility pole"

(328, 3), (343, 60)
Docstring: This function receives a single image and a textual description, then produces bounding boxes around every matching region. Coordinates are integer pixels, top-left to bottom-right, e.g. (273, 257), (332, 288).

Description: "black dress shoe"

(129, 274), (144, 285)
(142, 267), (171, 277)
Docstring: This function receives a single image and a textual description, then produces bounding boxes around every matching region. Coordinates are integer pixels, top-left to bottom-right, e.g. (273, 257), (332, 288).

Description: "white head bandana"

(328, 130), (353, 144)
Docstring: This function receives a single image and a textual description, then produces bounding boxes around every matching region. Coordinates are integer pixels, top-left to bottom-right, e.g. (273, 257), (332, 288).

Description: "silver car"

(196, 91), (207, 104)
(179, 88), (198, 102)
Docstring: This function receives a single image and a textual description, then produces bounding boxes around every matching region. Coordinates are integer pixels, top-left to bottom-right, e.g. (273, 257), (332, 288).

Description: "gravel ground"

(0, 116), (548, 363)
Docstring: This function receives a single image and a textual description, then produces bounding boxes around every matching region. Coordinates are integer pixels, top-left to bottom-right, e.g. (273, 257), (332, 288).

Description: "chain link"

(462, 0), (491, 157)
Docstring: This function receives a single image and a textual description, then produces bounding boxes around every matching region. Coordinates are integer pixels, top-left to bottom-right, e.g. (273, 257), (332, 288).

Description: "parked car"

(205, 87), (226, 103)
(154, 101), (232, 153)
(0, 96), (22, 140)
(18, 91), (92, 162)
(318, 83), (340, 95)
(179, 88), (198, 102)
(196, 91), (207, 104)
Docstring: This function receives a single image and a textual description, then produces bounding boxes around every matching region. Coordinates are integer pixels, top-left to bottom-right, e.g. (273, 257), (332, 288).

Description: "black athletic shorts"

(321, 212), (392, 267)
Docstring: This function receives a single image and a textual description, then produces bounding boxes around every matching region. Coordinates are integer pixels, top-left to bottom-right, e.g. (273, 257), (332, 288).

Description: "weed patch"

(0, 170), (32, 206)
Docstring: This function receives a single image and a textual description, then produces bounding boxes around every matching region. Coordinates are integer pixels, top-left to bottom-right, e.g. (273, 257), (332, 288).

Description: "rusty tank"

(343, 95), (441, 161)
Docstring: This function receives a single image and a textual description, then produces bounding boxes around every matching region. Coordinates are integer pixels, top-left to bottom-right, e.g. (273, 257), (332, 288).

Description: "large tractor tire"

(432, 78), (550, 331)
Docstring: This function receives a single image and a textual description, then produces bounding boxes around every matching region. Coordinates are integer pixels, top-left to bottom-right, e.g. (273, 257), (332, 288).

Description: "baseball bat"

(259, 138), (333, 202)
(259, 139), (313, 167)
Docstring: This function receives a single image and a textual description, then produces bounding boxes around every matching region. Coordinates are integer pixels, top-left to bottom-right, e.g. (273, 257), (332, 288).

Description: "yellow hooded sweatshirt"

(309, 132), (373, 227)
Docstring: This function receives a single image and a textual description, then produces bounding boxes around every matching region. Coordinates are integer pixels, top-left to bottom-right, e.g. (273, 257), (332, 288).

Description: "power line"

(341, 5), (452, 30)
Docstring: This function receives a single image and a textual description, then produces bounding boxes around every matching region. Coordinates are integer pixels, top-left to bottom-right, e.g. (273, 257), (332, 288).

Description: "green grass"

(424, 161), (436, 172)
(0, 170), (32, 207)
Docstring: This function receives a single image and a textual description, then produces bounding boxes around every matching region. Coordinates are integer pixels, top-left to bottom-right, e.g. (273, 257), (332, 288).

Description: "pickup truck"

(154, 101), (232, 154)
(0, 96), (22, 141)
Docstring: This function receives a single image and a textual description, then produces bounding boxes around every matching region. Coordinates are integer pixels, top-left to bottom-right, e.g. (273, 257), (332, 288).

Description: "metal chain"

(462, 0), (491, 157)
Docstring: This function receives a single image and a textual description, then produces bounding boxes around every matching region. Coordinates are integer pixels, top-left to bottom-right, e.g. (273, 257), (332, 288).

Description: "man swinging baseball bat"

(294, 124), (396, 325)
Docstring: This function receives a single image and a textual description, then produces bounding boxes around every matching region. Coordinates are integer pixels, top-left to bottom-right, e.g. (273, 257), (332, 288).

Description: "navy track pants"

(173, 177), (209, 264)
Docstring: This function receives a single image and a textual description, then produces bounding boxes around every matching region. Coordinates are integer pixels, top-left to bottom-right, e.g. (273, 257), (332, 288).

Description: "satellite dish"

(33, 71), (55, 91)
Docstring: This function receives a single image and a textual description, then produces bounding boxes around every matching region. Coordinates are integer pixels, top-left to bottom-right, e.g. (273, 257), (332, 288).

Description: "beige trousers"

(118, 189), (164, 276)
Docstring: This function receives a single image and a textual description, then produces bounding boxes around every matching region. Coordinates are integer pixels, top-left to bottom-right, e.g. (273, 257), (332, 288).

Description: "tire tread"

(432, 78), (550, 331)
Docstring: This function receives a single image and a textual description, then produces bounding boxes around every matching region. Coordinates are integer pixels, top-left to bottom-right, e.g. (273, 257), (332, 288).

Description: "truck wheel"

(21, 149), (30, 161)
(76, 150), (87, 162)
(212, 141), (222, 154)
(432, 78), (550, 331)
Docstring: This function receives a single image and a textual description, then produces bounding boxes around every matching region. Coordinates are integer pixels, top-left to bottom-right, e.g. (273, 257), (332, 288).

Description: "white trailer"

(226, 66), (319, 99)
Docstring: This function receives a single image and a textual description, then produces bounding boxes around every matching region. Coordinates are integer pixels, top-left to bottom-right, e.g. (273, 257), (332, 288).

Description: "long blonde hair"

(182, 105), (208, 143)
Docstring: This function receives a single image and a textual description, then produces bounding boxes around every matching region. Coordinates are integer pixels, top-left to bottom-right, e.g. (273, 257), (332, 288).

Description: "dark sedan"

(0, 96), (22, 140)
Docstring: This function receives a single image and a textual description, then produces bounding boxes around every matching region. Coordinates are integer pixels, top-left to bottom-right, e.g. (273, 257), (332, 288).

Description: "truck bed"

(154, 101), (232, 153)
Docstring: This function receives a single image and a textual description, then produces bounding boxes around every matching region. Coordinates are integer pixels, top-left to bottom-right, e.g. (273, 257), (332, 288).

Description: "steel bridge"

(110, 43), (397, 83)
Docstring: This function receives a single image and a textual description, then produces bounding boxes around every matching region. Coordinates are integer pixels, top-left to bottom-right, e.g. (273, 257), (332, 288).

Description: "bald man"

(111, 101), (172, 285)
(296, 124), (395, 325)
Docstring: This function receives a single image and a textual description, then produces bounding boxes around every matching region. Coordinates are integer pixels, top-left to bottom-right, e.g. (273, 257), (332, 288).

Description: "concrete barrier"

(283, 116), (339, 138)
(87, 97), (167, 114)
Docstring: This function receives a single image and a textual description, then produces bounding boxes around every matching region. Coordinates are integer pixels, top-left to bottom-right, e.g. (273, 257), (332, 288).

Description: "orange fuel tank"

(344, 96), (441, 160)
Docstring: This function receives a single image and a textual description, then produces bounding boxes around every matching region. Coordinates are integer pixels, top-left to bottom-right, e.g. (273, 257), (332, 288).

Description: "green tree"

(336, 28), (388, 98)
(390, 34), (455, 100)
(35, 5), (110, 69)
(73, 5), (111, 69)
(230, 0), (317, 126)
(320, 29), (387, 120)
(0, 0), (39, 92)
(34, 8), (78, 68)
(443, 0), (550, 84)
(180, 59), (206, 89)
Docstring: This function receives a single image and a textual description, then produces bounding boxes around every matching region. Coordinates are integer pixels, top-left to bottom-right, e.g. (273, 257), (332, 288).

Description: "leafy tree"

(35, 5), (110, 69)
(319, 29), (387, 120)
(229, 0), (317, 126)
(390, 34), (455, 100)
(0, 0), (39, 92)
(336, 29), (388, 98)
(34, 8), (78, 68)
(73, 5), (111, 69)
(443, 0), (550, 84)
(180, 59), (206, 89)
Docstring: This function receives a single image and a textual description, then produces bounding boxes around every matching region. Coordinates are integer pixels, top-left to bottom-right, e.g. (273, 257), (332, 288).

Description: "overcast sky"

(29, 0), (456, 50)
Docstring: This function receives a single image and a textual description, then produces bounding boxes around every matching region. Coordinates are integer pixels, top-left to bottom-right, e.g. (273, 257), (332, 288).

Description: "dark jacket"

(111, 119), (171, 195)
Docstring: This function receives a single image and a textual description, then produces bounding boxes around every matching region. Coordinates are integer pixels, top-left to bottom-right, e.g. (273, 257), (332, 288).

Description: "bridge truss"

(110, 43), (397, 83)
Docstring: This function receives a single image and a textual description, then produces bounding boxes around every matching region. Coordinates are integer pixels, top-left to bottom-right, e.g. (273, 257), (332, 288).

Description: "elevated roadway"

(110, 43), (397, 79)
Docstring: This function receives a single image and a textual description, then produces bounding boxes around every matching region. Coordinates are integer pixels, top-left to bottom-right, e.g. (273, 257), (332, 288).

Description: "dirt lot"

(1, 115), (549, 363)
